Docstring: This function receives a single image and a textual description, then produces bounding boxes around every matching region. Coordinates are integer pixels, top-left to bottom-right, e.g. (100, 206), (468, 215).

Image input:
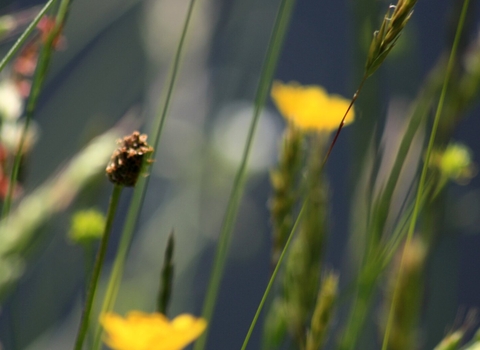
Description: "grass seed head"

(365, 0), (418, 77)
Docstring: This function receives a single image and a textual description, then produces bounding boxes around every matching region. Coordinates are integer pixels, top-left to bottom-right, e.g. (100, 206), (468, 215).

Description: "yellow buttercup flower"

(271, 81), (354, 132)
(100, 311), (207, 350)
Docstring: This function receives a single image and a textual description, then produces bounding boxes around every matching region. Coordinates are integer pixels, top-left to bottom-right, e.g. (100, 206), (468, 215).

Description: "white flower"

(1, 120), (39, 153)
(0, 80), (23, 121)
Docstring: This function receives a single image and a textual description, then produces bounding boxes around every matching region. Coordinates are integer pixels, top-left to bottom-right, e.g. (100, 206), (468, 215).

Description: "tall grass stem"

(241, 202), (306, 350)
(73, 184), (123, 350)
(323, 77), (367, 164)
(193, 0), (296, 348)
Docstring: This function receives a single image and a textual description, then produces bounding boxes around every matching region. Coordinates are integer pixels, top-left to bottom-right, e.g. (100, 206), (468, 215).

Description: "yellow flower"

(271, 81), (354, 132)
(100, 311), (207, 350)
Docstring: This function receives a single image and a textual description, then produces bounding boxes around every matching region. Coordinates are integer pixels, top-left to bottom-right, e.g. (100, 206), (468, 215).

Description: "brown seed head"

(105, 131), (153, 187)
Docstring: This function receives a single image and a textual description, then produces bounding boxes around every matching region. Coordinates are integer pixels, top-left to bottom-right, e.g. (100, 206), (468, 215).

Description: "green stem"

(381, 1), (470, 349)
(82, 243), (96, 290)
(2, 0), (72, 220)
(193, 0), (296, 349)
(3, 115), (31, 219)
(241, 202), (306, 350)
(0, 0), (58, 74)
(323, 76), (367, 164)
(73, 184), (123, 350)
(91, 1), (197, 349)
(149, 0), (196, 151)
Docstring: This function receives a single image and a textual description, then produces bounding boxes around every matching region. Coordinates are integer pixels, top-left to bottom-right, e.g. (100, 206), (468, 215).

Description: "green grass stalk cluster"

(381, 0), (471, 348)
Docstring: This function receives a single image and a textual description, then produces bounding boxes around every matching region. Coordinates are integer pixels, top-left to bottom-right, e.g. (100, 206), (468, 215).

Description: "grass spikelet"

(269, 125), (303, 269)
(380, 236), (426, 350)
(365, 0), (418, 77)
(306, 271), (339, 350)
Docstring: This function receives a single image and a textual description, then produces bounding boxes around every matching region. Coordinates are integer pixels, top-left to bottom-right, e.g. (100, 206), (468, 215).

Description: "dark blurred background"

(0, 0), (479, 349)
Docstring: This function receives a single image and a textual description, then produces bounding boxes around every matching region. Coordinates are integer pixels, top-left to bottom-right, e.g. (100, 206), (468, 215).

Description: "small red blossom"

(13, 42), (38, 76)
(37, 16), (65, 49)
(14, 80), (31, 98)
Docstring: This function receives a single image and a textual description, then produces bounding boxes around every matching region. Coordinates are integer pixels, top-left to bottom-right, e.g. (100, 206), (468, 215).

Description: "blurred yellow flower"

(100, 311), (207, 350)
(271, 81), (354, 132)
(431, 143), (477, 185)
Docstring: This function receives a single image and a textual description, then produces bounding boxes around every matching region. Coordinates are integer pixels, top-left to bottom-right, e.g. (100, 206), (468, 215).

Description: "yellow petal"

(271, 81), (354, 132)
(159, 315), (207, 350)
(100, 311), (207, 350)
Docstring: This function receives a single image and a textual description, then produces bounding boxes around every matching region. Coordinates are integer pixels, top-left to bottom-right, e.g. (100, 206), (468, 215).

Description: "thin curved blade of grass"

(241, 202), (306, 350)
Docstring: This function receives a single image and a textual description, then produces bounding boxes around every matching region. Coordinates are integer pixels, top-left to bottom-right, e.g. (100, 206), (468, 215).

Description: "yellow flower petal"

(100, 311), (207, 350)
(271, 81), (354, 132)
